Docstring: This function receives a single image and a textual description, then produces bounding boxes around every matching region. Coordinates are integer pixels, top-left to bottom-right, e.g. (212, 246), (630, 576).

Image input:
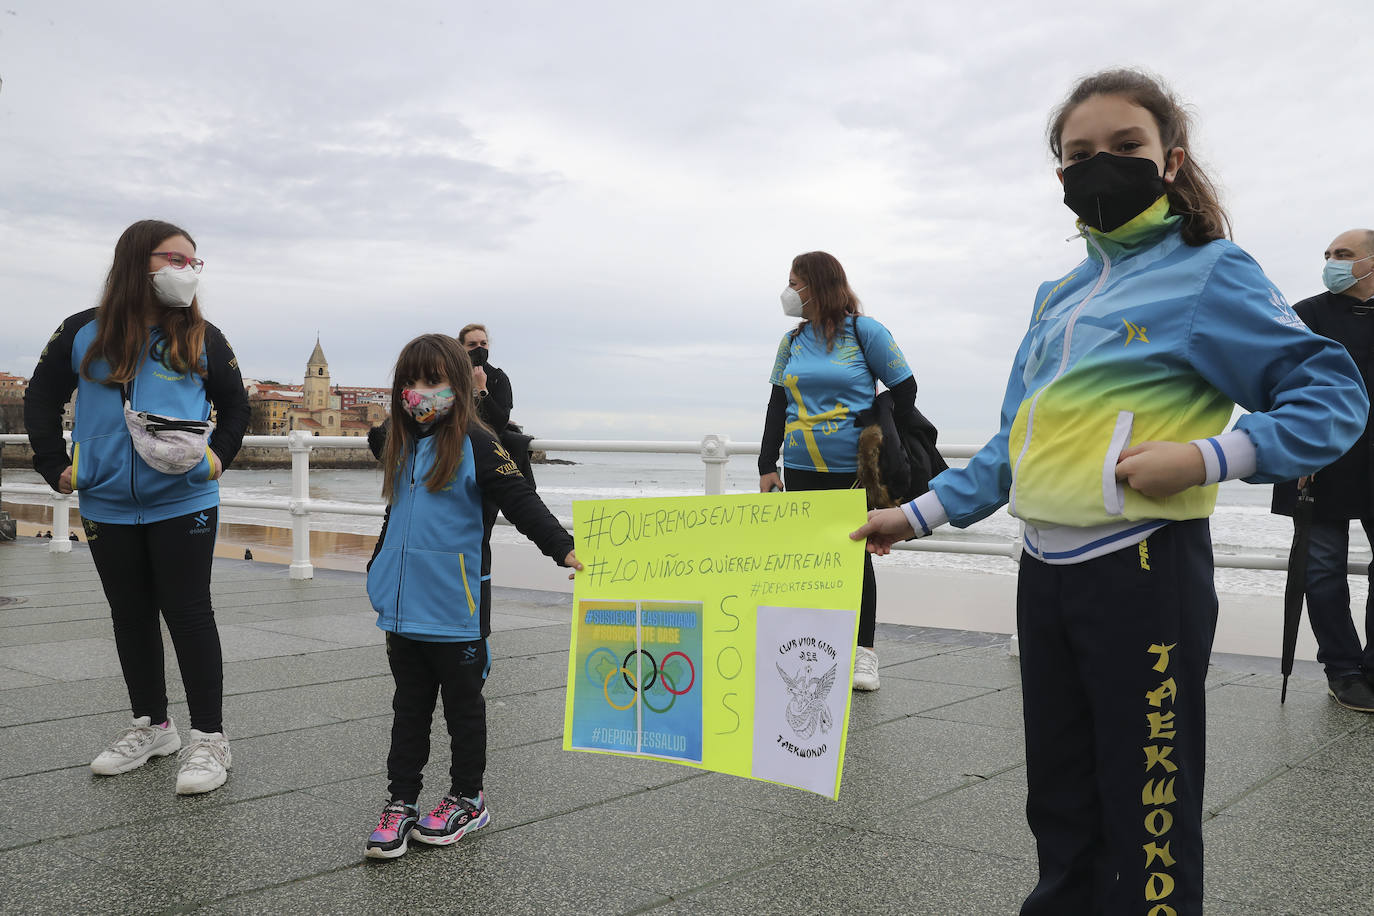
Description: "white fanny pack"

(121, 384), (215, 475)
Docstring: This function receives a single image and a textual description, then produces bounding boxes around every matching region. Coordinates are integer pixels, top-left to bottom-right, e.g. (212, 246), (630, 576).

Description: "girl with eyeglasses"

(25, 219), (249, 795)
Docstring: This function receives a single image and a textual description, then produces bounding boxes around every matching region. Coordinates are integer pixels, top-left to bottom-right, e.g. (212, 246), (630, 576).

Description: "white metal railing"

(0, 432), (1364, 580)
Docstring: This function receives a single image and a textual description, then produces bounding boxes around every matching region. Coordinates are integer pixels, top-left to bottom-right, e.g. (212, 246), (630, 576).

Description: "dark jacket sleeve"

(887, 376), (918, 425)
(471, 424), (572, 563)
(479, 366), (513, 432)
(368, 418), (390, 460)
(23, 311), (90, 490)
(758, 384), (787, 476)
(366, 504), (391, 572)
(204, 324), (250, 468)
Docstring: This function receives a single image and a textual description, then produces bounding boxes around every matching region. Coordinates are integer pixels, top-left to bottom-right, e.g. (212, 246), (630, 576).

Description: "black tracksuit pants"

(1017, 519), (1217, 916)
(782, 467), (877, 647)
(385, 631), (489, 804)
(83, 507), (224, 734)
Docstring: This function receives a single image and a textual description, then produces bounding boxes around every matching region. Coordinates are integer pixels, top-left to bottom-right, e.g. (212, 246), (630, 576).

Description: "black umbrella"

(1280, 479), (1314, 704)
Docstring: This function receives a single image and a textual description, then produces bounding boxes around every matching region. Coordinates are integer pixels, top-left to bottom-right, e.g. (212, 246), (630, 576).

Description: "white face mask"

(150, 265), (199, 308)
(780, 285), (807, 318)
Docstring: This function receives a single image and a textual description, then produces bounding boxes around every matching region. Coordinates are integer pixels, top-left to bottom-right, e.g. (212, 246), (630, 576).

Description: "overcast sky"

(3, 1), (1370, 449)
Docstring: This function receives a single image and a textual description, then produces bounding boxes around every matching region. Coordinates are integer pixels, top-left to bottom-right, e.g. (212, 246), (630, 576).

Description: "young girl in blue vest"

(853, 69), (1367, 914)
(363, 333), (579, 859)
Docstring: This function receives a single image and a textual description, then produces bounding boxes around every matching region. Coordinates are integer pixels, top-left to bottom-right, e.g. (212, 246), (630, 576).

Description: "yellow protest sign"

(563, 490), (866, 798)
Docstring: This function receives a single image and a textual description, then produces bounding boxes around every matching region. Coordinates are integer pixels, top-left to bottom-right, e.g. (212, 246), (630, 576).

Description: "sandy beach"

(6, 504), (371, 573)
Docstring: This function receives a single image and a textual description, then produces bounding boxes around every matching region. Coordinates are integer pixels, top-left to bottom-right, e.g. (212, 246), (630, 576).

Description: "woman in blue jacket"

(853, 71), (1367, 914)
(759, 251), (917, 692)
(25, 219), (249, 795)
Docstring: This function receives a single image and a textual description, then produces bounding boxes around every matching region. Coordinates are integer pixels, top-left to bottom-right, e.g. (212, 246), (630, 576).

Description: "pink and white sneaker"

(410, 792), (490, 846)
(364, 801), (419, 859)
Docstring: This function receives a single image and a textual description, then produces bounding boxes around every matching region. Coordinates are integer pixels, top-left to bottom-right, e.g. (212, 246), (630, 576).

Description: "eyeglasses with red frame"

(151, 252), (205, 273)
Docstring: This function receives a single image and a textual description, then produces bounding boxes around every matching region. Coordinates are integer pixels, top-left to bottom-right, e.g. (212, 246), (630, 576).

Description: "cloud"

(2, 0), (1371, 455)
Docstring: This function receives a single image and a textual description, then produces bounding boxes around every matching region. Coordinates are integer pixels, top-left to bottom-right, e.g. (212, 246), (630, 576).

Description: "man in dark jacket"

(1273, 228), (1374, 712)
(460, 323), (535, 486)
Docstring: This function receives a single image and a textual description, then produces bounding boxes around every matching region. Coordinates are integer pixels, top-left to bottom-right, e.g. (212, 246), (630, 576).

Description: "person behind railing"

(458, 323), (510, 431)
(1271, 228), (1374, 713)
(363, 333), (580, 860)
(460, 322), (538, 486)
(23, 219), (250, 796)
(759, 251), (918, 692)
(852, 69), (1367, 915)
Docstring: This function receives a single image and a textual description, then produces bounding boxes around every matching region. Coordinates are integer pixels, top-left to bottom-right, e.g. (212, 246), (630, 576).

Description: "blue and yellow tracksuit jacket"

(366, 424), (573, 640)
(23, 308), (249, 525)
(902, 200), (1369, 563)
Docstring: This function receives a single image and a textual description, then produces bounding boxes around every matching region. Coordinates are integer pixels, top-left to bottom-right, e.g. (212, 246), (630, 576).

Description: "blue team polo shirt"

(769, 315), (913, 473)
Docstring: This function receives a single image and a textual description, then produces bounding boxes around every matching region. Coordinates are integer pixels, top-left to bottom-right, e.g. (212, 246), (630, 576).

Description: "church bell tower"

(304, 337), (330, 411)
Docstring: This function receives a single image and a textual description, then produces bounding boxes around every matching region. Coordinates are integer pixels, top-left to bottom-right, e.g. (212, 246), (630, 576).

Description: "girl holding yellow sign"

(851, 69), (1366, 914)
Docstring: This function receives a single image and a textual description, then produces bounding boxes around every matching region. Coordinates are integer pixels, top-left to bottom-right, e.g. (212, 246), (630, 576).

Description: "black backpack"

(850, 318), (948, 509)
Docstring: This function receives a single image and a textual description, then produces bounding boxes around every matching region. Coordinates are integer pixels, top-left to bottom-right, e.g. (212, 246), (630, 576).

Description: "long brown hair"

(1047, 69), (1230, 247)
(80, 219), (208, 384)
(380, 334), (481, 502)
(790, 251), (864, 351)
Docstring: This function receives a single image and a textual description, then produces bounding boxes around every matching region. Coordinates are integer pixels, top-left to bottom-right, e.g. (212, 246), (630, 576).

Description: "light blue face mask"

(1323, 254), (1374, 294)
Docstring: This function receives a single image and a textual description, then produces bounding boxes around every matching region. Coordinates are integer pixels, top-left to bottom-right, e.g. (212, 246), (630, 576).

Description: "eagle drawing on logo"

(777, 662), (837, 740)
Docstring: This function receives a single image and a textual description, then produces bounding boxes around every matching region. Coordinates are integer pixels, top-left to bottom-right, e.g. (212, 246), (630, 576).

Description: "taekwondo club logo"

(773, 635), (838, 754)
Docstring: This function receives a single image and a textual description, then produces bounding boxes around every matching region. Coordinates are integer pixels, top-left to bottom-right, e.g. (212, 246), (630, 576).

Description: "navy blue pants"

(1017, 520), (1217, 916)
(83, 507), (224, 734)
(782, 467), (877, 647)
(385, 632), (490, 804)
(1302, 518), (1374, 679)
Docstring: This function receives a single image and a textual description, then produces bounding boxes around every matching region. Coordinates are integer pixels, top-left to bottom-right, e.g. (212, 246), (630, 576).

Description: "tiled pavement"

(2, 538), (1371, 915)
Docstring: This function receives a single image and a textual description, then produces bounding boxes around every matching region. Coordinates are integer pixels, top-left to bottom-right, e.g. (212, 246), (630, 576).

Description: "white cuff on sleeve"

(1190, 430), (1257, 485)
(900, 490), (949, 538)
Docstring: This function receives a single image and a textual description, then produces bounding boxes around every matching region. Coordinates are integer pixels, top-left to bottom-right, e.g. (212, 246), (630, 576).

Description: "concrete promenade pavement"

(2, 537), (1373, 915)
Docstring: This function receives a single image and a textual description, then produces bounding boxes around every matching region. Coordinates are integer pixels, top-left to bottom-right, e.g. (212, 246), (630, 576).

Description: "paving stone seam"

(0, 664), (57, 685)
(0, 597), (109, 611)
(0, 610), (112, 629)
(614, 828), (864, 916)
(879, 832), (1035, 867)
(218, 672), (394, 699)
(910, 702), (1021, 731)
(1205, 719), (1374, 815)
(0, 619), (118, 640)
(146, 862), (364, 914)
(880, 767), (1027, 813)
(152, 780), (710, 913)
(6, 785), (306, 848)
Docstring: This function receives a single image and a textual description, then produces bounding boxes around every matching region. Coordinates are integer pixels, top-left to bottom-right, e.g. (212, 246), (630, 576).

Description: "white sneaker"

(175, 729), (232, 795)
(91, 716), (181, 775)
(852, 646), (880, 691)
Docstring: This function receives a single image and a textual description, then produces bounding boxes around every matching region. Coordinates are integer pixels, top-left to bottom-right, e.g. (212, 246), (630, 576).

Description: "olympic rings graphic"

(603, 668), (637, 710)
(661, 651), (695, 695)
(586, 647), (618, 686)
(641, 669), (678, 714)
(587, 645), (697, 712)
(621, 649), (657, 692)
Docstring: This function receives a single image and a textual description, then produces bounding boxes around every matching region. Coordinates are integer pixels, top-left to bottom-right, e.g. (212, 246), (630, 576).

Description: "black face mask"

(468, 346), (489, 367)
(1061, 152), (1166, 233)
